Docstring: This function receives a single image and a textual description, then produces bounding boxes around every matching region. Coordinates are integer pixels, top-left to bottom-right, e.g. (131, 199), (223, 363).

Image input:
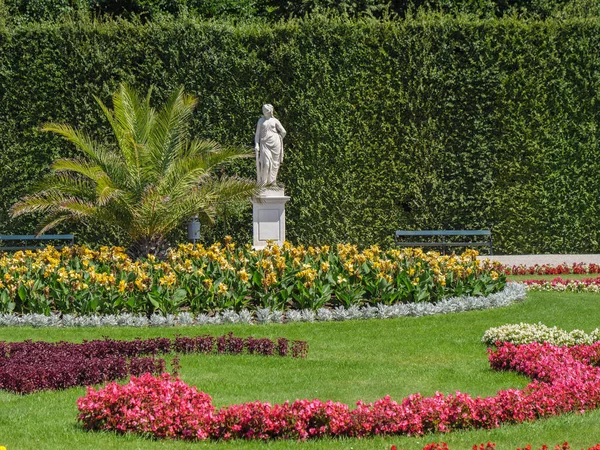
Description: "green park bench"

(394, 230), (493, 255)
(0, 234), (75, 251)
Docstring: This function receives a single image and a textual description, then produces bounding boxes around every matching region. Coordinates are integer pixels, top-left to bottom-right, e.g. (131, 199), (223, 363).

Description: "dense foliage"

(0, 243), (505, 315)
(77, 341), (600, 440)
(2, 0), (598, 23)
(1, 16), (600, 252)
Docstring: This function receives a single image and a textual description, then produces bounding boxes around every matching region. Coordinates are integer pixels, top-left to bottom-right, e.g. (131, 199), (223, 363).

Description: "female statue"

(254, 104), (286, 186)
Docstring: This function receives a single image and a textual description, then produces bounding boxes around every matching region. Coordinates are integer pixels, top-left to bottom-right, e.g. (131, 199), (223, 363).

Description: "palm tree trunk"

(127, 235), (167, 260)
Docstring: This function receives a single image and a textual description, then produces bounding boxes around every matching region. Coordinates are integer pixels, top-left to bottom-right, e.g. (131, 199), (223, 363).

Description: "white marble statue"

(254, 104), (286, 185)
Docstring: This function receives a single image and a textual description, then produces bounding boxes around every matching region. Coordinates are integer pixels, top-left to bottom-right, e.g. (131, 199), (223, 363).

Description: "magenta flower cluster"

(77, 340), (600, 441)
(1, 333), (308, 394)
(393, 444), (592, 450)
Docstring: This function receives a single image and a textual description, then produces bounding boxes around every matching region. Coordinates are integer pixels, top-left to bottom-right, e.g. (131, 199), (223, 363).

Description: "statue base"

(252, 187), (290, 249)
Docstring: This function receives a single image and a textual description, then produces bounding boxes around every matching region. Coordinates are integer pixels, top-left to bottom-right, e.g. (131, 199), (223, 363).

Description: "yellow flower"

(275, 256), (287, 271)
(203, 278), (213, 289)
(262, 271), (278, 288)
(134, 277), (148, 291)
(237, 269), (250, 283)
(320, 262), (330, 273)
(117, 279), (127, 293)
(217, 283), (228, 294)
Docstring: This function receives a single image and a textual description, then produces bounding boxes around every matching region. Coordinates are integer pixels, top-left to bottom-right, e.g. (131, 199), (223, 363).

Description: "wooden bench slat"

(0, 234), (75, 252)
(395, 230), (490, 237)
(395, 243), (491, 246)
(0, 246), (71, 251)
(394, 230), (493, 255)
(0, 234), (74, 241)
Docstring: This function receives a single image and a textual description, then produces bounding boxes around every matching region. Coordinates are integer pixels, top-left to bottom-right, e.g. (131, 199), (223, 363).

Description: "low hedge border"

(0, 283), (526, 328)
(1, 334), (308, 394)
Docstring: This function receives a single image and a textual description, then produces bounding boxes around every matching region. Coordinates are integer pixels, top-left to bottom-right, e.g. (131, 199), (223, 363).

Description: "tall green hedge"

(2, 0), (599, 23)
(1, 16), (599, 253)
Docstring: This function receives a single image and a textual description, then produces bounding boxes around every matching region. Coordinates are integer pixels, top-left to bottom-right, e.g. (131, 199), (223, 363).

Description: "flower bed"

(77, 341), (600, 441)
(482, 323), (600, 346)
(392, 444), (597, 450)
(0, 334), (307, 394)
(0, 242), (505, 315)
(0, 283), (526, 327)
(522, 277), (600, 293)
(502, 263), (600, 276)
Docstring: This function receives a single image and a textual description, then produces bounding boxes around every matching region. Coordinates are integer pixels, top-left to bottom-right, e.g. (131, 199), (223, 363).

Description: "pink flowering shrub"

(77, 340), (600, 441)
(78, 373), (215, 440)
(390, 444), (600, 450)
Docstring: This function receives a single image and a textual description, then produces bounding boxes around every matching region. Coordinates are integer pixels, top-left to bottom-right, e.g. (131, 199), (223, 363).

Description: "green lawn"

(2, 291), (600, 449)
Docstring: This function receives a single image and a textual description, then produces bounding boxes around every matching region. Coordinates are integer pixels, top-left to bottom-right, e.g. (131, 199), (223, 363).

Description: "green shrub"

(1, 16), (600, 253)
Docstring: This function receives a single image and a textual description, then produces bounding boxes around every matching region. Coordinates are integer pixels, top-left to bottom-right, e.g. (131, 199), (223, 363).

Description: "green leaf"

(18, 285), (26, 302)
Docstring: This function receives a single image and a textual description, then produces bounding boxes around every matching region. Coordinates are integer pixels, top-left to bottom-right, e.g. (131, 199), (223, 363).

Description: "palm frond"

(35, 212), (75, 236)
(146, 86), (198, 180)
(11, 192), (96, 218)
(41, 123), (105, 163)
(159, 141), (254, 196)
(51, 158), (106, 181)
(32, 172), (95, 199)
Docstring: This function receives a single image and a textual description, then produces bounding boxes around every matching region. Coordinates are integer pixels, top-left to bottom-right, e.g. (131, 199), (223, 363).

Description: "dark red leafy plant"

(1, 333), (308, 394)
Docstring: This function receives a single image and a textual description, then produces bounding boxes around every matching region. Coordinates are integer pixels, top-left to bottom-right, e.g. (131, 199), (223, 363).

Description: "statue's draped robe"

(255, 117), (286, 185)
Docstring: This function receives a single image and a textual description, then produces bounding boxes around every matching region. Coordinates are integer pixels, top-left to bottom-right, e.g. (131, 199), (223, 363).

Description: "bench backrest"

(0, 234), (75, 241)
(0, 234), (75, 251)
(395, 230), (491, 237)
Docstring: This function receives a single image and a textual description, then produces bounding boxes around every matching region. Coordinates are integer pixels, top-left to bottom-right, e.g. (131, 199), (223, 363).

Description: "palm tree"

(11, 84), (259, 258)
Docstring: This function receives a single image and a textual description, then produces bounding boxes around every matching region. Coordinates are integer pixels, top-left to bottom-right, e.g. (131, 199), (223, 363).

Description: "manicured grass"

(2, 291), (600, 449)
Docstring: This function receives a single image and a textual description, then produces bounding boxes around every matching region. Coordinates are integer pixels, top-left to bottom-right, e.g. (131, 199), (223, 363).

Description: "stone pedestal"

(252, 187), (290, 249)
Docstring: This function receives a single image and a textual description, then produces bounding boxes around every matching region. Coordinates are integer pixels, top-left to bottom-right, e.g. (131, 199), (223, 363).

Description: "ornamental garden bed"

(0, 243), (505, 316)
(0, 333), (308, 394)
(2, 289), (600, 449)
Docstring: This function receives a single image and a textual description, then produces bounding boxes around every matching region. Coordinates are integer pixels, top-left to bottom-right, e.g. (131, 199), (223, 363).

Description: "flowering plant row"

(522, 277), (600, 293)
(482, 323), (600, 346)
(1, 333), (308, 394)
(0, 242), (505, 315)
(390, 444), (598, 450)
(78, 341), (600, 441)
(0, 283), (526, 328)
(502, 263), (600, 276)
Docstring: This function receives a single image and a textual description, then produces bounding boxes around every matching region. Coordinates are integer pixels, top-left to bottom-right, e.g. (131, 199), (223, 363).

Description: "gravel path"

(477, 254), (600, 266)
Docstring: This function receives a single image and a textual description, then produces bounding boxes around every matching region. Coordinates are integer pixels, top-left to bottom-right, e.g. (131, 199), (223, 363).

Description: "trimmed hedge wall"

(1, 16), (600, 253)
(3, 0), (599, 23)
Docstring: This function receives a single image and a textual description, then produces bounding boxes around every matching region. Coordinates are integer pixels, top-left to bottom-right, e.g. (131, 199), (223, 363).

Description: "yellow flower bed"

(0, 239), (505, 315)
